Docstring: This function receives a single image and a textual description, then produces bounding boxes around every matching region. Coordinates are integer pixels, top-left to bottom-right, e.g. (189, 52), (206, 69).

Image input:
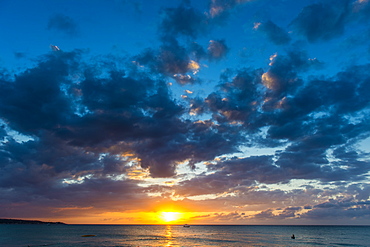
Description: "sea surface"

(0, 224), (369, 247)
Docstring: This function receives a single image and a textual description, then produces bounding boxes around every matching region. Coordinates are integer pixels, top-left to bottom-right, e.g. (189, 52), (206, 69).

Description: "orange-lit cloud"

(261, 72), (276, 90)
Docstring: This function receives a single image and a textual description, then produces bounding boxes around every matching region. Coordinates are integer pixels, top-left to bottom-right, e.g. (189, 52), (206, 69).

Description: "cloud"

(257, 20), (291, 45)
(290, 0), (350, 42)
(47, 14), (78, 37)
(0, 51), (79, 134)
(185, 52), (370, 186)
(208, 0), (251, 21)
(352, 0), (370, 22)
(159, 4), (207, 39)
(134, 39), (200, 84)
(203, 68), (263, 129)
(207, 40), (229, 60)
(299, 197), (370, 224)
(157, 0), (253, 40)
(209, 212), (247, 222)
(252, 206), (302, 220)
(289, 0), (370, 44)
(13, 52), (27, 59)
(174, 156), (286, 199)
(0, 124), (6, 141)
(267, 64), (370, 181)
(0, 48), (247, 185)
(210, 155), (285, 184)
(203, 51), (318, 128)
(171, 181), (370, 224)
(0, 175), (155, 219)
(243, 185), (370, 223)
(134, 38), (227, 84)
(133, 2), (233, 86)
(0, 129), (154, 218)
(189, 42), (207, 61)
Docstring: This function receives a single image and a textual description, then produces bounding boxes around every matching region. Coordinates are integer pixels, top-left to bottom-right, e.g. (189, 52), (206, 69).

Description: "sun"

(160, 212), (181, 223)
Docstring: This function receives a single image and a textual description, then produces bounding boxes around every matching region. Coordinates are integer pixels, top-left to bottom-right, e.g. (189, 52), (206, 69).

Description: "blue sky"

(1, 0), (370, 224)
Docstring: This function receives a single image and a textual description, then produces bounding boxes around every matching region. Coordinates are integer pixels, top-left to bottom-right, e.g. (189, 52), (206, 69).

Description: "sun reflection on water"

(165, 225), (173, 246)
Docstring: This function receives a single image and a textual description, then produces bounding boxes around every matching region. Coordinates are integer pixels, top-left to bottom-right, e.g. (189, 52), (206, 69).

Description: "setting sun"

(160, 212), (182, 223)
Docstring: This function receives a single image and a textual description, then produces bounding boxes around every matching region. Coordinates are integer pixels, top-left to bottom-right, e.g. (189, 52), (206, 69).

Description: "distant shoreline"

(0, 218), (66, 225)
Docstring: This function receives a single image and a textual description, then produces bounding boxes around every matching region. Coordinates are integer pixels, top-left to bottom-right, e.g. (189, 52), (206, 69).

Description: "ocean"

(0, 224), (369, 247)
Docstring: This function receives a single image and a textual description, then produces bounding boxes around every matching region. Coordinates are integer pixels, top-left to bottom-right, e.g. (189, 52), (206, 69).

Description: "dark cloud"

(0, 175), (154, 219)
(135, 2), (232, 86)
(0, 124), (6, 140)
(210, 155), (285, 184)
(0, 131), (120, 189)
(288, 0), (370, 44)
(78, 57), (241, 178)
(290, 0), (350, 42)
(203, 68), (263, 129)
(14, 52), (27, 59)
(0, 51), (79, 134)
(262, 50), (317, 100)
(253, 209), (275, 219)
(258, 20), (291, 45)
(209, 212), (247, 222)
(207, 39), (229, 60)
(249, 189), (370, 224)
(174, 155), (283, 197)
(175, 142), (369, 195)
(203, 51), (316, 128)
(158, 39), (192, 76)
(189, 42), (207, 61)
(175, 171), (251, 197)
(0, 129), (154, 218)
(0, 48), (247, 196)
(47, 14), (78, 37)
(267, 64), (370, 181)
(159, 4), (207, 39)
(134, 38), (227, 84)
(252, 206), (302, 221)
(134, 39), (200, 84)
(299, 198), (370, 223)
(184, 52), (370, 186)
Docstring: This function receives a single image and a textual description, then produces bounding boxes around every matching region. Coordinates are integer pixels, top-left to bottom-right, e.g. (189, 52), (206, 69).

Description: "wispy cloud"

(47, 14), (78, 37)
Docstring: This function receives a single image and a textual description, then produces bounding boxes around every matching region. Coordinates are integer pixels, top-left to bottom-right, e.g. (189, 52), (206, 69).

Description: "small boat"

(183, 224), (190, 227)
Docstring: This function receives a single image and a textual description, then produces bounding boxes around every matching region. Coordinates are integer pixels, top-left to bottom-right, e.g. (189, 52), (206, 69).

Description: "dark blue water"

(0, 224), (369, 246)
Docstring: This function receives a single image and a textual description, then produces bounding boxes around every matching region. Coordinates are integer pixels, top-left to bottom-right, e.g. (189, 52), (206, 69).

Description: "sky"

(0, 0), (370, 225)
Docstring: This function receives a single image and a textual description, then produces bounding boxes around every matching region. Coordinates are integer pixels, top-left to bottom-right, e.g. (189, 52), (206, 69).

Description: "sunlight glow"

(160, 212), (182, 223)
